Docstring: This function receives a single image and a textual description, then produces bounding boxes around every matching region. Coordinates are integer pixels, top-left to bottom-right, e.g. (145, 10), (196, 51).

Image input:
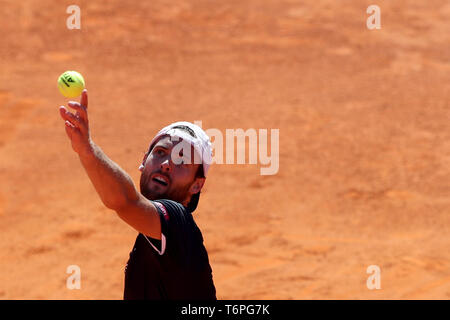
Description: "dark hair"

(186, 164), (204, 212)
(171, 125), (197, 138)
(195, 163), (205, 178)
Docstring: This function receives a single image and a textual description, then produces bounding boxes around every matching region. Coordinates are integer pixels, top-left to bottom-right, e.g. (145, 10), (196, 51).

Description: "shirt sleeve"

(152, 199), (189, 234)
(152, 199), (194, 265)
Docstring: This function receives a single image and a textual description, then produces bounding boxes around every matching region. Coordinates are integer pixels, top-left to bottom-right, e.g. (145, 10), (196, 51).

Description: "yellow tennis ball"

(57, 71), (85, 98)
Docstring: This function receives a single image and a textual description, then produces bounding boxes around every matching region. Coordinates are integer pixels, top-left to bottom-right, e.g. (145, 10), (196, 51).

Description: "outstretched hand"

(59, 89), (92, 156)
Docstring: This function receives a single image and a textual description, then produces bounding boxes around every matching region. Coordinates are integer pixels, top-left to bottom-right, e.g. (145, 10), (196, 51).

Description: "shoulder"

(152, 199), (192, 226)
(153, 199), (187, 214)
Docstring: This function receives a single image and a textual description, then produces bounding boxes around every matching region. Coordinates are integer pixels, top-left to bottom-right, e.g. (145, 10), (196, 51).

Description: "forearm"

(78, 141), (139, 210)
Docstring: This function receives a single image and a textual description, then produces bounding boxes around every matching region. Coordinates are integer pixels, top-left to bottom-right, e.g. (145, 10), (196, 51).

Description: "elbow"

(104, 200), (123, 211)
(103, 196), (128, 211)
(103, 191), (140, 212)
(104, 178), (140, 211)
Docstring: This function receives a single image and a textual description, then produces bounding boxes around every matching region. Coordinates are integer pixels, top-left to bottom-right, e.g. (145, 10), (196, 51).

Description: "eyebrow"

(153, 145), (170, 150)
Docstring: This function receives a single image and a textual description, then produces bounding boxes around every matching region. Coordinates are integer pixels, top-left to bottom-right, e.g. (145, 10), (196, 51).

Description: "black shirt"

(123, 199), (216, 300)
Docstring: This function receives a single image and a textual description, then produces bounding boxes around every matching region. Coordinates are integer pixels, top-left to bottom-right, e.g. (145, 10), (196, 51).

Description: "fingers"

(64, 120), (74, 139)
(59, 89), (88, 130)
(80, 89), (88, 109)
(59, 106), (88, 134)
(67, 100), (88, 123)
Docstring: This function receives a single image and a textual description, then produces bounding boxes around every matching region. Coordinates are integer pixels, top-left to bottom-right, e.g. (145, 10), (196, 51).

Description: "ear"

(189, 177), (205, 194)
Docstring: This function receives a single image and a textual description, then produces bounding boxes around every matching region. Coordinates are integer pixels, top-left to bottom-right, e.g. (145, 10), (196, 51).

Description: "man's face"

(139, 135), (204, 205)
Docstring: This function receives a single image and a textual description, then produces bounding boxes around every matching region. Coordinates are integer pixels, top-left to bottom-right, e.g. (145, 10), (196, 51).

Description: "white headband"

(140, 121), (213, 177)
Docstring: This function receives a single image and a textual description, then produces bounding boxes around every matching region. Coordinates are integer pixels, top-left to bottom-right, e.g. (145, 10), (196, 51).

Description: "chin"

(141, 184), (187, 204)
(141, 188), (160, 201)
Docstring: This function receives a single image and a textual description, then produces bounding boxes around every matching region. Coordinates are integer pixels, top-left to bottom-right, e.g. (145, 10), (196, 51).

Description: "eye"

(154, 148), (166, 156)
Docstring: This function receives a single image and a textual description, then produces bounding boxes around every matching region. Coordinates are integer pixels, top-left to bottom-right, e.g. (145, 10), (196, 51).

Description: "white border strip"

(144, 234), (166, 255)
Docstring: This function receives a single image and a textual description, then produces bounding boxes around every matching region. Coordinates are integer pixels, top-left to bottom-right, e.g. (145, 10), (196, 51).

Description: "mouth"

(151, 173), (170, 187)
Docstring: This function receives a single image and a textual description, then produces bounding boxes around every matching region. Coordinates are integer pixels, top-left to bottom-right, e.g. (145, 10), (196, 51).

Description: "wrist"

(78, 139), (96, 160)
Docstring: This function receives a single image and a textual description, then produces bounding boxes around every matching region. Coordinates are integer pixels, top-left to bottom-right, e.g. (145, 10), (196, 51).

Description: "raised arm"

(58, 89), (161, 239)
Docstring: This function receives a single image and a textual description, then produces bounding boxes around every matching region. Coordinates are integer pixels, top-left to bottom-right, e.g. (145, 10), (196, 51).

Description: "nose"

(160, 158), (172, 173)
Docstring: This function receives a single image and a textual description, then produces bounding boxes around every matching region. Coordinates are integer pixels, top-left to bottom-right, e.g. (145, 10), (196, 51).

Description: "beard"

(140, 172), (192, 204)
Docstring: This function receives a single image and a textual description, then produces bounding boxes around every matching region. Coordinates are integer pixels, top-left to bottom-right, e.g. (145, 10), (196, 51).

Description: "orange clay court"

(0, 0), (449, 299)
